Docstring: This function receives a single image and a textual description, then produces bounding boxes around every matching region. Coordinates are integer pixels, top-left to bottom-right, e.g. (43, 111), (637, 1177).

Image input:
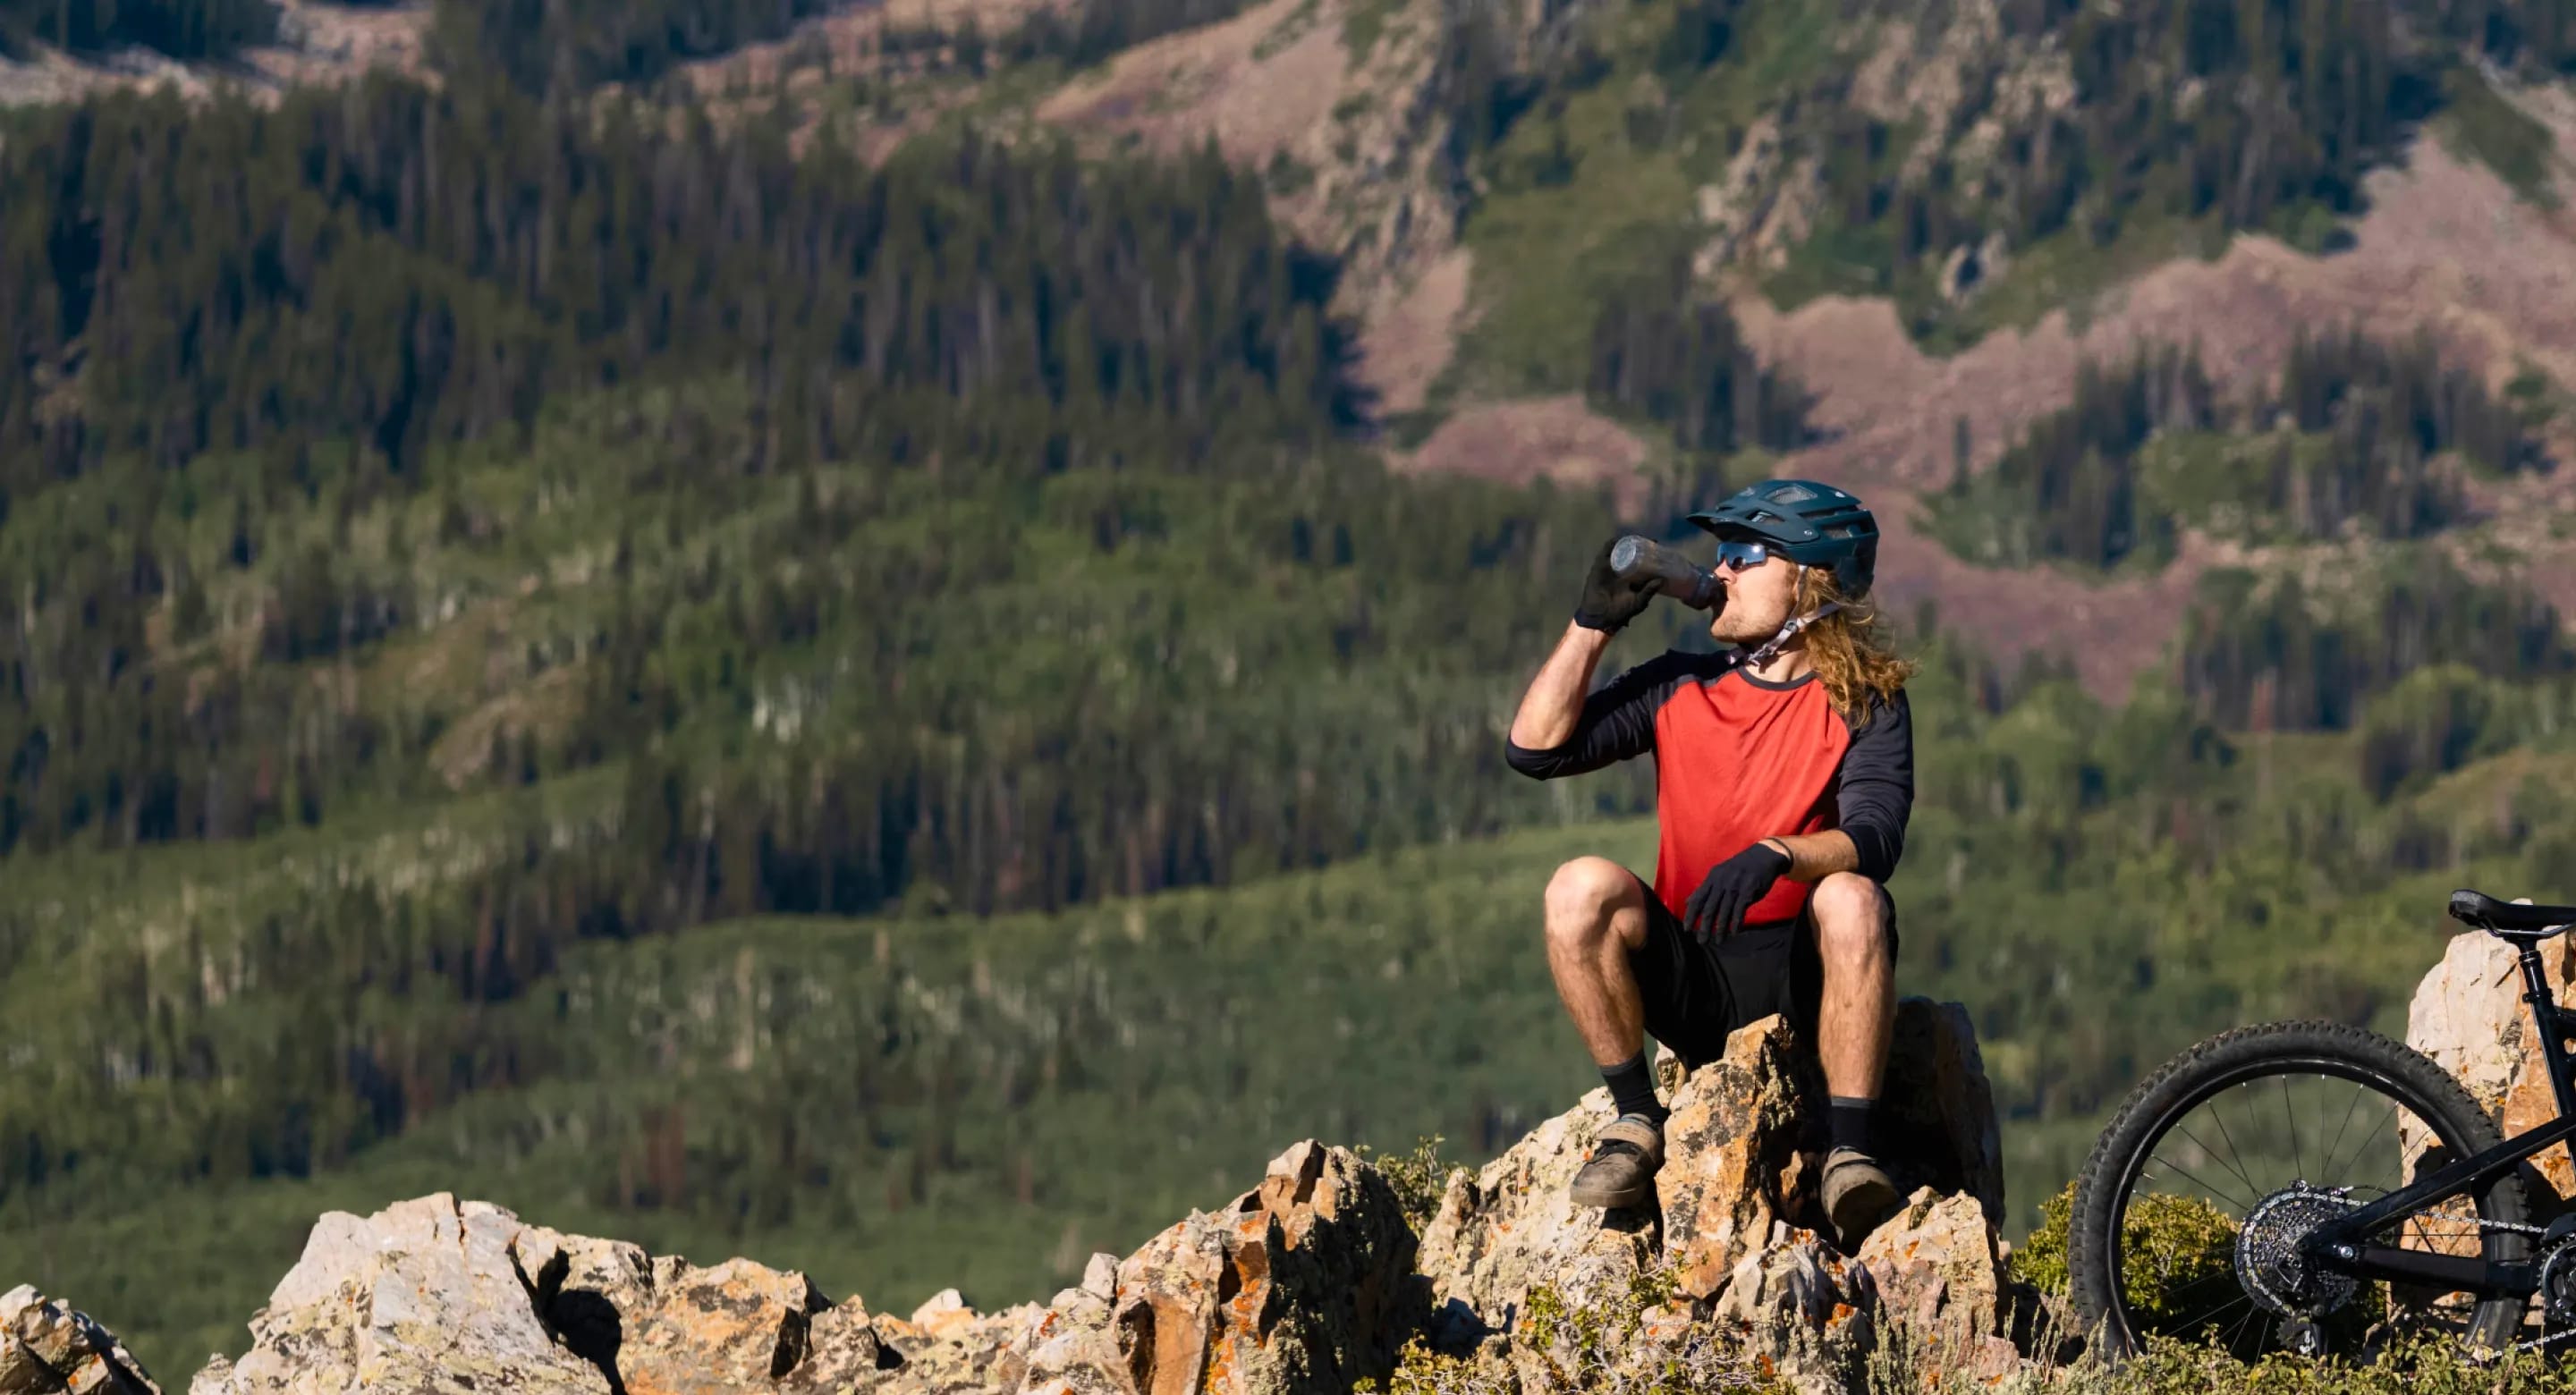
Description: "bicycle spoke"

(2166, 1289), (2258, 1345)
(2175, 1120), (2262, 1203)
(2202, 1104), (2263, 1201)
(2326, 1100), (2401, 1185)
(2320, 1081), (2366, 1185)
(2283, 1076), (2304, 1179)
(2148, 1152), (2253, 1213)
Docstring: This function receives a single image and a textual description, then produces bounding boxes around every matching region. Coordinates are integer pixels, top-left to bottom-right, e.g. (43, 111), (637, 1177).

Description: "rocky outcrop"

(1414, 1088), (1663, 1345)
(190, 1195), (618, 1395)
(2404, 920), (2576, 1209)
(1657, 1010), (1821, 1300)
(2, 1287), (162, 1395)
(507, 1223), (880, 1394)
(175, 1139), (1416, 1395)
(45, 1001), (2014, 1395)
(1105, 1139), (1419, 1395)
(1417, 1002), (2021, 1390)
(1884, 999), (2009, 1228)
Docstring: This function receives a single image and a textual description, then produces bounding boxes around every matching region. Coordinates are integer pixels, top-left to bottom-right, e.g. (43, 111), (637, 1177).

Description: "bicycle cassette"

(2237, 1184), (2364, 1316)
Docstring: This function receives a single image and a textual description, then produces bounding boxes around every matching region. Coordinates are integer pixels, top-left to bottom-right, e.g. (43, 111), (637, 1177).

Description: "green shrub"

(2013, 1179), (2079, 1297)
(2001, 1180), (2241, 1335)
(1355, 1134), (1458, 1231)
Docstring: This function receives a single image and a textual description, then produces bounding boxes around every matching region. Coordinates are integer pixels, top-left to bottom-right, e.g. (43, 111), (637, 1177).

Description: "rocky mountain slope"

(632, 0), (2576, 696)
(8, 0), (2573, 701)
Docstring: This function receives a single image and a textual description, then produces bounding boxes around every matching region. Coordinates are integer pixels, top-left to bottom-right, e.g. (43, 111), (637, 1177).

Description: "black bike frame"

(2309, 936), (2576, 1298)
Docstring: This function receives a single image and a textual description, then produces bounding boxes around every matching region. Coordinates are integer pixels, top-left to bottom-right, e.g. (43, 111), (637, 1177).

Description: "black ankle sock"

(1829, 1095), (1877, 1154)
(1602, 1052), (1667, 1124)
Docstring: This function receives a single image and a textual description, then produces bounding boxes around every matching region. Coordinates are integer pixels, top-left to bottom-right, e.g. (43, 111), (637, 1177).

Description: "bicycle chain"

(2284, 1217), (2576, 1357)
(2446, 1220), (2576, 1355)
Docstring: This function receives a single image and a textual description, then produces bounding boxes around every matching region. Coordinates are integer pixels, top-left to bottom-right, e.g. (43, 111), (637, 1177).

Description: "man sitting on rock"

(1504, 479), (1916, 1252)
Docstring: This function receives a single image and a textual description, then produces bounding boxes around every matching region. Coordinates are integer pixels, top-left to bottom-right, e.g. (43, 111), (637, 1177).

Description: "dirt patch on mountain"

(1707, 135), (2576, 696)
(1750, 138), (2576, 478)
(1398, 394), (1657, 512)
(670, 0), (1071, 97)
(1035, 0), (1346, 165)
(1353, 248), (1473, 416)
(0, 0), (430, 106)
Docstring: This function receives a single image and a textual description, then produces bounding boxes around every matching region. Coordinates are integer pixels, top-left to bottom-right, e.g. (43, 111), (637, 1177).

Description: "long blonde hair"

(1793, 567), (1915, 726)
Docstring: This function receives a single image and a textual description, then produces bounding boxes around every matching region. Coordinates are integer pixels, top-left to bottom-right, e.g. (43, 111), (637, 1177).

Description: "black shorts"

(1626, 867), (1900, 1070)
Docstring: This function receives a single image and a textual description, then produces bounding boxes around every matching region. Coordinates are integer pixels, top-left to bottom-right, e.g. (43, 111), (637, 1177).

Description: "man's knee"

(1810, 872), (1892, 962)
(1544, 857), (1637, 946)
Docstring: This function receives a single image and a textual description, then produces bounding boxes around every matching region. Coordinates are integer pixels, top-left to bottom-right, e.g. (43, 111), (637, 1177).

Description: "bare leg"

(1543, 857), (1657, 1066)
(1809, 872), (1895, 1100)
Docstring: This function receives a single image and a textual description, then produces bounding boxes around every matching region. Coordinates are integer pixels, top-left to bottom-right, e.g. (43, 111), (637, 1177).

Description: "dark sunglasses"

(1714, 539), (1771, 572)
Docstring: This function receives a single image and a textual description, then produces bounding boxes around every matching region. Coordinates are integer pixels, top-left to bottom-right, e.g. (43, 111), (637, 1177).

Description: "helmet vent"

(1766, 484), (1818, 503)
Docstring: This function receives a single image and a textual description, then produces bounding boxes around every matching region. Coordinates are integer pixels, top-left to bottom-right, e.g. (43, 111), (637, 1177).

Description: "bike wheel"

(2070, 1020), (2532, 1363)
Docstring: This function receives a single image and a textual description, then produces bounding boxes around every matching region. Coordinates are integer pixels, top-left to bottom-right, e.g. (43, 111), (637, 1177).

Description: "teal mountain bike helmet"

(1686, 478), (1879, 600)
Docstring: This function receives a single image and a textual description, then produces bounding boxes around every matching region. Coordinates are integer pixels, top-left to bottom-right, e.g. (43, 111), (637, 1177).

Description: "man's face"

(1708, 545), (1801, 647)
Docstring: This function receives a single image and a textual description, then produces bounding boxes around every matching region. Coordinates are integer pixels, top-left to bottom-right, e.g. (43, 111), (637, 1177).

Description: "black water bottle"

(1610, 535), (1723, 610)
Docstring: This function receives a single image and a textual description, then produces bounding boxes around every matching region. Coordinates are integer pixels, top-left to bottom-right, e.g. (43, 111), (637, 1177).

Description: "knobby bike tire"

(2068, 1019), (2533, 1361)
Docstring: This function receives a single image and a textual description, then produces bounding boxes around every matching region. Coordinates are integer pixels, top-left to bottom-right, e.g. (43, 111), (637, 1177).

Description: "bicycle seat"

(2447, 889), (2576, 939)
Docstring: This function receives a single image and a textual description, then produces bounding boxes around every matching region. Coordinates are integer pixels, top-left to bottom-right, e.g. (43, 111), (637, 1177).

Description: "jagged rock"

(2404, 924), (2576, 1208)
(1699, 1226), (1873, 1395)
(1414, 1089), (1659, 1350)
(508, 1224), (849, 1394)
(1658, 1002), (2004, 1299)
(1110, 1139), (1417, 1395)
(1015, 1313), (1133, 1395)
(1423, 1001), (2004, 1363)
(864, 1306), (1035, 1394)
(191, 1194), (920, 1395)
(165, 1146), (1420, 1395)
(783, 1306), (893, 1395)
(1658, 1015), (1821, 1300)
(1882, 998), (2009, 1228)
(192, 1194), (611, 1395)
(1851, 1188), (2005, 1342)
(1046, 1254), (1125, 1336)
(1, 1287), (161, 1395)
(1709, 1224), (1845, 1332)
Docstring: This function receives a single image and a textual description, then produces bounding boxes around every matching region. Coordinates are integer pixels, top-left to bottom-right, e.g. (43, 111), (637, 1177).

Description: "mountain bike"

(2067, 889), (2576, 1363)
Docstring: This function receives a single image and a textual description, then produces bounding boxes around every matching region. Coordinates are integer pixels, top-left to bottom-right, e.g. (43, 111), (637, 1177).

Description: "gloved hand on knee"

(1684, 842), (1790, 939)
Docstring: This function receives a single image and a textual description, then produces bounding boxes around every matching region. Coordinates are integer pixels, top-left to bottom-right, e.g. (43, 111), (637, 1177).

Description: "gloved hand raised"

(1573, 537), (1662, 633)
(1684, 842), (1792, 939)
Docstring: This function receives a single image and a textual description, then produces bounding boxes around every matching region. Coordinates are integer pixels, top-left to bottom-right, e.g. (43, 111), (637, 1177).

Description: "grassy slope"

(1432, 0), (1841, 402)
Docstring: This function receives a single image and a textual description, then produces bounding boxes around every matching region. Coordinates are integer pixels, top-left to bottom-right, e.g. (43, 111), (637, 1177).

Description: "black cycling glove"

(1684, 842), (1792, 939)
(1573, 537), (1661, 633)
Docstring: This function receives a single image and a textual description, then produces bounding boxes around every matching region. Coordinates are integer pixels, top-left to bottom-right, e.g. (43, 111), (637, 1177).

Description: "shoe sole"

(1569, 1174), (1658, 1209)
(1828, 1175), (1902, 1247)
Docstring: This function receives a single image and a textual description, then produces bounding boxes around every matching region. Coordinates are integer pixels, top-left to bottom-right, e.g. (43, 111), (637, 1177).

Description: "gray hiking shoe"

(1821, 1146), (1902, 1250)
(1569, 1113), (1665, 1209)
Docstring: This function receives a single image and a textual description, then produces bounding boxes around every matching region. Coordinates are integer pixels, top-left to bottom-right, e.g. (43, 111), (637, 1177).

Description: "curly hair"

(1792, 566), (1915, 725)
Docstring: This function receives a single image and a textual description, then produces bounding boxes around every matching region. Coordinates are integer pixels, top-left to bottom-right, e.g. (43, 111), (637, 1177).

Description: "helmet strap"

(1743, 601), (1842, 670)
